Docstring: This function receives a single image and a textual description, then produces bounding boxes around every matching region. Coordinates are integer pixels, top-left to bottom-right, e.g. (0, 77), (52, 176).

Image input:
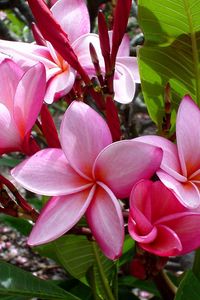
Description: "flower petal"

(72, 33), (103, 76)
(60, 101), (112, 179)
(135, 135), (185, 181)
(14, 63), (46, 137)
(51, 0), (90, 43)
(0, 104), (21, 153)
(108, 31), (130, 56)
(162, 213), (200, 255)
(176, 95), (200, 177)
(11, 149), (93, 196)
(94, 140), (162, 198)
(28, 186), (95, 246)
(117, 57), (140, 83)
(113, 61), (136, 103)
(0, 39), (56, 69)
(86, 182), (124, 260)
(128, 217), (157, 244)
(129, 180), (154, 233)
(45, 67), (76, 104)
(0, 59), (23, 110)
(157, 170), (200, 208)
(140, 225), (182, 257)
(115, 33), (130, 57)
(150, 181), (186, 222)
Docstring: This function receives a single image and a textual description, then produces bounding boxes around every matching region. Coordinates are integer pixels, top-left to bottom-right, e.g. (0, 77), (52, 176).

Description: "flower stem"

(153, 270), (177, 300)
(92, 241), (116, 300)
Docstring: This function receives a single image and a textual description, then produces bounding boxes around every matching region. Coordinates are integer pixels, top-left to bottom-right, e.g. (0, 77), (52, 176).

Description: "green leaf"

(175, 270), (200, 300)
(138, 0), (200, 129)
(0, 260), (80, 300)
(36, 235), (116, 300)
(37, 235), (114, 282)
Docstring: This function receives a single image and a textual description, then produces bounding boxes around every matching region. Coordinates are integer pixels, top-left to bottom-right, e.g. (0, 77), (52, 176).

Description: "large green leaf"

(36, 235), (116, 300)
(175, 270), (200, 300)
(0, 260), (80, 300)
(138, 0), (200, 129)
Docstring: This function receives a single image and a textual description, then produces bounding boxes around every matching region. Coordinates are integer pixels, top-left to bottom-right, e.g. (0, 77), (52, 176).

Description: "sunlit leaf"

(138, 0), (200, 130)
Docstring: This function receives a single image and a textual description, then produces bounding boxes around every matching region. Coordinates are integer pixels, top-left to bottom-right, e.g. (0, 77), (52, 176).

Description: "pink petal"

(135, 135), (185, 182)
(162, 213), (200, 255)
(0, 104), (21, 153)
(117, 57), (140, 83)
(0, 39), (56, 70)
(51, 0), (90, 43)
(176, 95), (200, 177)
(60, 101), (112, 180)
(86, 182), (124, 260)
(72, 33), (103, 75)
(150, 181), (186, 222)
(116, 33), (130, 57)
(0, 59), (23, 111)
(94, 140), (162, 199)
(140, 225), (182, 257)
(129, 180), (154, 231)
(14, 63), (46, 137)
(108, 31), (130, 57)
(28, 186), (95, 246)
(157, 170), (200, 208)
(113, 61), (136, 103)
(128, 217), (157, 244)
(45, 67), (76, 104)
(11, 149), (93, 196)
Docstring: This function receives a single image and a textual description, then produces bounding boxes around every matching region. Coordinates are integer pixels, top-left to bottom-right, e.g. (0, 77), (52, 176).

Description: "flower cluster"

(0, 0), (200, 262)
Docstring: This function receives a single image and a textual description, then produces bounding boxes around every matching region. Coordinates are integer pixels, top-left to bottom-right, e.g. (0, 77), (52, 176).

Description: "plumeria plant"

(0, 0), (200, 300)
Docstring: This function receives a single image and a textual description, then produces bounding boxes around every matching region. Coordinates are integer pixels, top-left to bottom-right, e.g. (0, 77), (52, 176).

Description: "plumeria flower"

(0, 0), (139, 104)
(135, 96), (200, 209)
(0, 58), (46, 155)
(51, 0), (140, 103)
(12, 101), (162, 260)
(128, 180), (200, 257)
(0, 38), (76, 104)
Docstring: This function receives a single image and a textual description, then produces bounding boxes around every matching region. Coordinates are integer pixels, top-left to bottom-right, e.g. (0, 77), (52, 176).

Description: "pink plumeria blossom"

(0, 39), (76, 104)
(11, 101), (162, 260)
(0, 0), (139, 104)
(128, 179), (200, 257)
(135, 96), (200, 209)
(38, 0), (140, 103)
(34, 0), (140, 103)
(0, 59), (46, 155)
